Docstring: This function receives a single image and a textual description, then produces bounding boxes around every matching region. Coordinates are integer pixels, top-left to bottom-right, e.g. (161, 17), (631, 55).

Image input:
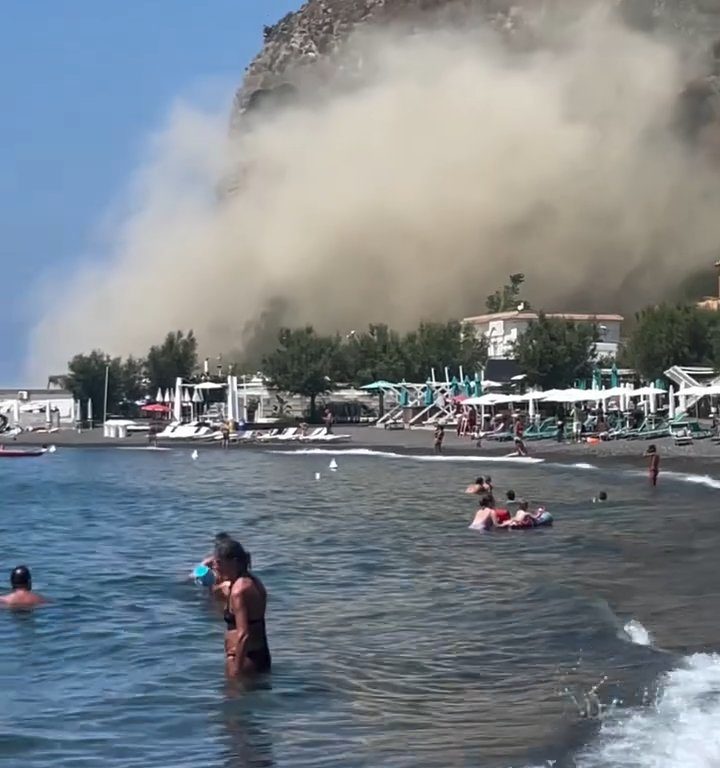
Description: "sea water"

(0, 447), (719, 767)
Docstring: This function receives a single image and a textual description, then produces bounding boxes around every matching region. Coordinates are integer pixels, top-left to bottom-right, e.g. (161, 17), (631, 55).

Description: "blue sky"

(0, 0), (299, 385)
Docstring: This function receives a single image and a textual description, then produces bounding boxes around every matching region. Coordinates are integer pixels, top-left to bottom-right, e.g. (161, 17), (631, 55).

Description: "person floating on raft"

(470, 496), (552, 531)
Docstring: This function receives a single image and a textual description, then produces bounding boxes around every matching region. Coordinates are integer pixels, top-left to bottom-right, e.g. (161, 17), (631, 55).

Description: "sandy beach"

(3, 424), (720, 471)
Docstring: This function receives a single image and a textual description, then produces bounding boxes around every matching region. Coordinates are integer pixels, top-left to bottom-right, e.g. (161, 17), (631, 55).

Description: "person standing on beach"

(323, 408), (334, 435)
(0, 566), (48, 610)
(434, 424), (445, 454)
(645, 445), (660, 487)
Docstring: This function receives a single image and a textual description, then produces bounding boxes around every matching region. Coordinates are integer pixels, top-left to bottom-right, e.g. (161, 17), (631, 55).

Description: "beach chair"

(524, 418), (558, 441)
(300, 427), (327, 441)
(256, 429), (282, 441)
(670, 420), (712, 440)
(276, 427), (300, 441)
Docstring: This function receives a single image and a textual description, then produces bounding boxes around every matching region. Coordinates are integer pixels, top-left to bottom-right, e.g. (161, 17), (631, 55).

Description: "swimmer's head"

(506, 490), (516, 501)
(474, 477), (484, 486)
(647, 444), (657, 454)
(216, 539), (250, 576)
(214, 532), (231, 544)
(598, 491), (608, 502)
(10, 565), (31, 590)
(484, 476), (492, 485)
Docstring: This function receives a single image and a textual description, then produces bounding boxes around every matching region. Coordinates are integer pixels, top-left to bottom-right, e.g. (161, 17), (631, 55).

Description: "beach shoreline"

(3, 424), (720, 471)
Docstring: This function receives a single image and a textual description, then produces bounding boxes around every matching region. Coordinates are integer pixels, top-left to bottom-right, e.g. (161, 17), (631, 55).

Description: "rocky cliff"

(233, 0), (720, 130)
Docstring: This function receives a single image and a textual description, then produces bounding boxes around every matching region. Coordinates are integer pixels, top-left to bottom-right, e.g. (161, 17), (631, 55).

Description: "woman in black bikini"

(216, 539), (271, 676)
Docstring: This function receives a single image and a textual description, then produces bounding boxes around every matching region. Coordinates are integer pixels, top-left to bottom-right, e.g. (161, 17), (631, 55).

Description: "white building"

(0, 387), (75, 428)
(461, 311), (623, 359)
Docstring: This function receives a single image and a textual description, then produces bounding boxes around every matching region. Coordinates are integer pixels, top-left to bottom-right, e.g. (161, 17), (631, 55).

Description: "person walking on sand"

(434, 424), (445, 454)
(0, 566), (48, 610)
(645, 445), (660, 487)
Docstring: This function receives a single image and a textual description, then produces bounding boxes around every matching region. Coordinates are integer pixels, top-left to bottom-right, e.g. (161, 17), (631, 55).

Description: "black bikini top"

(223, 575), (265, 632)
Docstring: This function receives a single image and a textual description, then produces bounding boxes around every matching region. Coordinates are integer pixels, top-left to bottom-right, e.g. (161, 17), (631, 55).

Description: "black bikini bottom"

(246, 646), (272, 672)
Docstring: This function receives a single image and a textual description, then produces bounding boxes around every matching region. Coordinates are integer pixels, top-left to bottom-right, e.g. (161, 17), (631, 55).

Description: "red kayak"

(0, 448), (46, 458)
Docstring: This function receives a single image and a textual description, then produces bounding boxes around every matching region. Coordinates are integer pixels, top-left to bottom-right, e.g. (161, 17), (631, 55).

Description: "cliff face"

(232, 0), (720, 129)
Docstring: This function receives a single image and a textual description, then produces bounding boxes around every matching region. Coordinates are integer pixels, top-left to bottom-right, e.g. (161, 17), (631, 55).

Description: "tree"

(624, 304), (717, 381)
(513, 314), (598, 389)
(146, 330), (198, 391)
(262, 326), (343, 420)
(400, 321), (488, 382)
(341, 324), (407, 386)
(64, 350), (124, 420)
(485, 273), (529, 313)
(120, 356), (147, 406)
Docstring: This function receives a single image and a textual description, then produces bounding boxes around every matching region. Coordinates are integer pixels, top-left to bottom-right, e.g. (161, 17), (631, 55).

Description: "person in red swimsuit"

(645, 445), (660, 487)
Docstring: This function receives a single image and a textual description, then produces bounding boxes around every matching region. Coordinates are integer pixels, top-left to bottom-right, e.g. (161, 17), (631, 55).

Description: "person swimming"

(216, 539), (271, 676)
(593, 491), (608, 503)
(470, 495), (511, 530)
(0, 566), (48, 610)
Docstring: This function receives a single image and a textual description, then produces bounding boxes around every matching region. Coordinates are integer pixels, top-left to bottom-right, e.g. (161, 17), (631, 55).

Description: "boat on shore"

(0, 446), (49, 458)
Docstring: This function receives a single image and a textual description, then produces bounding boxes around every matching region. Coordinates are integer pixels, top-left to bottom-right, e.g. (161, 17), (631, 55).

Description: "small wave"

(663, 471), (720, 491)
(570, 462), (598, 470)
(577, 653), (720, 767)
(269, 448), (544, 464)
(622, 619), (653, 647)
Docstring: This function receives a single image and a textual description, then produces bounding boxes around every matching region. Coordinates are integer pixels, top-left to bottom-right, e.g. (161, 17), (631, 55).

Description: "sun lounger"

(256, 429), (282, 441)
(275, 427), (300, 441)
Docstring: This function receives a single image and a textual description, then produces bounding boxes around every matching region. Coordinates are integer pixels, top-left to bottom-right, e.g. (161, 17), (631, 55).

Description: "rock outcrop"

(232, 0), (720, 131)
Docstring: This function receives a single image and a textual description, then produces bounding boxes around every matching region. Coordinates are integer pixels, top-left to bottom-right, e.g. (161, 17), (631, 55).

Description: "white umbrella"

(173, 378), (183, 422)
(464, 393), (505, 406)
(13, 400), (20, 425)
(163, 389), (171, 404)
(668, 385), (676, 419)
(155, 387), (163, 403)
(528, 394), (536, 420)
(87, 398), (93, 423)
(226, 375), (235, 421)
(192, 389), (203, 403)
(45, 401), (51, 424)
(679, 383), (687, 415)
(632, 385), (666, 397)
(183, 388), (193, 405)
(195, 381), (225, 390)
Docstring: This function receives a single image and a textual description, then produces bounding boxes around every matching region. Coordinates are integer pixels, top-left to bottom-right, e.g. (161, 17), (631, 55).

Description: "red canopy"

(141, 403), (171, 413)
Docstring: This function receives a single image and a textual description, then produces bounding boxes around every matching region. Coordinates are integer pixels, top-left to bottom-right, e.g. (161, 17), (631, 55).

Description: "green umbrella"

(476, 373), (483, 396)
(424, 381), (434, 407)
(399, 381), (410, 407)
(463, 376), (472, 396)
(610, 364), (619, 389)
(592, 368), (602, 389)
(450, 376), (460, 396)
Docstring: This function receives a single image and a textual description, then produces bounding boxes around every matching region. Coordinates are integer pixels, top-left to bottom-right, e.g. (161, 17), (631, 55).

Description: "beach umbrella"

(155, 387), (163, 403)
(399, 382), (410, 407)
(194, 381), (225, 390)
(192, 389), (203, 404)
(463, 376), (472, 396)
(87, 398), (93, 424)
(424, 381), (434, 407)
(668, 385), (676, 420)
(13, 400), (20, 426)
(173, 378), (183, 422)
(360, 380), (396, 391)
(610, 364), (619, 389)
(592, 368), (602, 390)
(450, 376), (460, 396)
(679, 383), (688, 415)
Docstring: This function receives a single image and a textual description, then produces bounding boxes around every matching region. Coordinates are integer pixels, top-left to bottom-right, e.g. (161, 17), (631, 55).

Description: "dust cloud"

(26, 6), (720, 379)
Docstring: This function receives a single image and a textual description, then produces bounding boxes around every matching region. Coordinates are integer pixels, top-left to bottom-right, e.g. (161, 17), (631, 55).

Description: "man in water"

(593, 491), (608, 503)
(0, 566), (48, 609)
(645, 445), (660, 487)
(470, 495), (511, 530)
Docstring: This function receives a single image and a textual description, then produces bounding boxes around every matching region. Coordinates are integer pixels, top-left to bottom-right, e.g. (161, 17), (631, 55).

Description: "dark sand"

(3, 424), (720, 471)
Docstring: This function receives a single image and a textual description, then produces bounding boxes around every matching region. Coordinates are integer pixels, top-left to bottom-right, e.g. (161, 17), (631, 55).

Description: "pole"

(103, 362), (109, 426)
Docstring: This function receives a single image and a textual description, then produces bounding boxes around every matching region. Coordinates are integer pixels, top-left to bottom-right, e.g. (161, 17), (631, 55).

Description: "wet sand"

(3, 424), (720, 470)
